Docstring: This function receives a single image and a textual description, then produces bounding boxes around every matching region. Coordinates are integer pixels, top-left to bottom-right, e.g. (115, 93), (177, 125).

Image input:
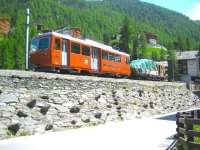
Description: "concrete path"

(0, 118), (177, 150)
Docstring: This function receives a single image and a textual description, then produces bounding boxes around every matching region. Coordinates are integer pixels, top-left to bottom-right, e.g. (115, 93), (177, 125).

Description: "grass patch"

(193, 124), (200, 143)
(17, 130), (31, 137)
(6, 129), (31, 138)
(176, 141), (185, 150)
(5, 129), (15, 138)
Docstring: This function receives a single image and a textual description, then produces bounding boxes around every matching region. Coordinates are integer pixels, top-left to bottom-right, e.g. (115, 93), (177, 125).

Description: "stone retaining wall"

(0, 70), (199, 139)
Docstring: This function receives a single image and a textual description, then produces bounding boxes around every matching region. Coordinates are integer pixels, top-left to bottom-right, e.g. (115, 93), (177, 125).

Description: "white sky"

(186, 2), (200, 20)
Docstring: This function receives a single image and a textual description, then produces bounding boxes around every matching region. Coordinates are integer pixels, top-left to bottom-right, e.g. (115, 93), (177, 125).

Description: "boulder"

(8, 123), (20, 135)
(94, 113), (102, 119)
(70, 106), (80, 113)
(27, 100), (36, 109)
(0, 94), (19, 104)
(40, 104), (51, 115)
(81, 115), (90, 123)
(40, 95), (49, 100)
(71, 120), (77, 125)
(17, 111), (28, 118)
(45, 124), (53, 131)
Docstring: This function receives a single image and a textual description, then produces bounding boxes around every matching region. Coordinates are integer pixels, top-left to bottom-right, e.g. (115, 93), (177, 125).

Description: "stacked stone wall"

(0, 70), (199, 139)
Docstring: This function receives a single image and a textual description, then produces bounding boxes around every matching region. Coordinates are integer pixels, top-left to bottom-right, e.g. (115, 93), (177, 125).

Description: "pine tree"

(160, 49), (166, 61)
(0, 37), (4, 68)
(138, 33), (147, 59)
(132, 36), (139, 60)
(0, 37), (14, 69)
(177, 36), (185, 51)
(13, 10), (25, 69)
(119, 16), (133, 53)
(198, 44), (200, 57)
(103, 33), (110, 45)
(185, 38), (191, 50)
(168, 49), (177, 81)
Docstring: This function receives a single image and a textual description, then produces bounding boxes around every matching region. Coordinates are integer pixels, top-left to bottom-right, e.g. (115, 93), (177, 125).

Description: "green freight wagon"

(130, 59), (166, 80)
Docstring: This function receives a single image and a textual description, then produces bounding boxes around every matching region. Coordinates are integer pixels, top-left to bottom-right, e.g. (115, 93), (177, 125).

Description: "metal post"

(25, 8), (30, 70)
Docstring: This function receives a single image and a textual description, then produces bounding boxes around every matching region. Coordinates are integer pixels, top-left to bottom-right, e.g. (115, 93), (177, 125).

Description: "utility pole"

(25, 1), (30, 70)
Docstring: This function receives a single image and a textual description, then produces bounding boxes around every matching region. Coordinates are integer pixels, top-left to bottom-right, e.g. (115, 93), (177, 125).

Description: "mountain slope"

(102, 0), (200, 46)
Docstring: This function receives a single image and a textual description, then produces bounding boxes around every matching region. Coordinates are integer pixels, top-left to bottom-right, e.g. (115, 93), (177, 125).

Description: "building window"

(82, 46), (90, 56)
(178, 60), (188, 75)
(54, 39), (60, 50)
(102, 51), (108, 60)
(71, 42), (80, 54)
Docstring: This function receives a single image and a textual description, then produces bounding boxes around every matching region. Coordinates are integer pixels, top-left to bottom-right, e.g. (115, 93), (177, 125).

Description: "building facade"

(176, 51), (200, 82)
(144, 32), (158, 45)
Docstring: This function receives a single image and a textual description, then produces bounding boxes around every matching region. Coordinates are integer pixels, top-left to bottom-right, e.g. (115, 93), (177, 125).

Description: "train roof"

(36, 32), (130, 57)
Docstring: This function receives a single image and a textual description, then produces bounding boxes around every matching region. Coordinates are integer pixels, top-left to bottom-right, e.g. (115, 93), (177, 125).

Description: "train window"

(54, 39), (61, 50)
(71, 42), (80, 54)
(31, 38), (39, 52)
(62, 40), (67, 52)
(126, 57), (130, 64)
(102, 51), (108, 60)
(38, 37), (50, 50)
(109, 53), (115, 61)
(82, 46), (90, 56)
(114, 55), (121, 63)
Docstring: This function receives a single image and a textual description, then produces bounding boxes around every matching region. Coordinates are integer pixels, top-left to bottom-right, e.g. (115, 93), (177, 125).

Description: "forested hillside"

(0, 0), (200, 69)
(105, 0), (200, 46)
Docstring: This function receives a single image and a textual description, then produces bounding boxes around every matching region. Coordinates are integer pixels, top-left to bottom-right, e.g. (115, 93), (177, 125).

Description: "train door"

(52, 37), (62, 66)
(62, 39), (68, 66)
(91, 47), (99, 71)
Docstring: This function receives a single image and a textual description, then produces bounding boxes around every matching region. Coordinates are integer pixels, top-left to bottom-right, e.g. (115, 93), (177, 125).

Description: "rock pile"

(0, 70), (199, 140)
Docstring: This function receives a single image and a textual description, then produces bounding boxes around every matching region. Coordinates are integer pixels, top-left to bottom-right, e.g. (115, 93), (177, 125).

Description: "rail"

(176, 110), (200, 149)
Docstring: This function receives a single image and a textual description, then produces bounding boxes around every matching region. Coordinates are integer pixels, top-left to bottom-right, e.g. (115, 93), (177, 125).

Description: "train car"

(30, 31), (131, 77)
(130, 59), (166, 80)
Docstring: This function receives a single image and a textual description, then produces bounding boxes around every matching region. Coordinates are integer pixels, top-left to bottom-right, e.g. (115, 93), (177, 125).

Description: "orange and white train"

(30, 31), (131, 77)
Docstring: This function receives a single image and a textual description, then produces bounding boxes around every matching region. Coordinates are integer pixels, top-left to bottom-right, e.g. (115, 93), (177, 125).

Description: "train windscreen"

(30, 36), (50, 53)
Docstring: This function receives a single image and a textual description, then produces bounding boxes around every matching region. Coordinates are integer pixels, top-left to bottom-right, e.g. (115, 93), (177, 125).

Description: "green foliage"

(160, 48), (167, 60)
(138, 34), (147, 59)
(185, 37), (191, 50)
(17, 130), (31, 137)
(119, 16), (133, 53)
(0, 0), (200, 69)
(176, 141), (187, 150)
(132, 36), (139, 59)
(110, 39), (119, 48)
(0, 37), (15, 69)
(193, 124), (200, 144)
(103, 33), (110, 45)
(5, 128), (15, 138)
(141, 46), (167, 61)
(177, 35), (185, 51)
(6, 128), (31, 138)
(167, 49), (177, 81)
(106, 0), (200, 49)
